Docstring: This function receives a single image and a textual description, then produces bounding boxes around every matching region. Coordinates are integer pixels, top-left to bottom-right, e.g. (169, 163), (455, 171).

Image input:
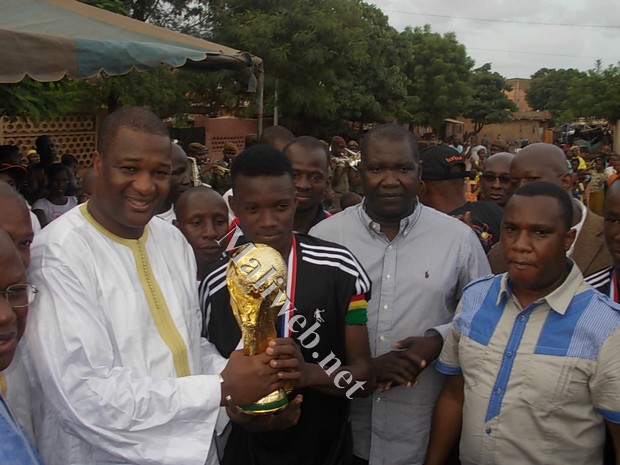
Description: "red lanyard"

(281, 235), (297, 337)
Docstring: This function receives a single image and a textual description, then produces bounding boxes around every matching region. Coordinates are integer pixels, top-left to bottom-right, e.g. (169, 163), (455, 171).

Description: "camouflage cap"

(188, 142), (207, 155)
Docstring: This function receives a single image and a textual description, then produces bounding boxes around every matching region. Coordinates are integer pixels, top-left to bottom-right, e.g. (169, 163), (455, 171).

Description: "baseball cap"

(0, 162), (27, 181)
(420, 145), (469, 181)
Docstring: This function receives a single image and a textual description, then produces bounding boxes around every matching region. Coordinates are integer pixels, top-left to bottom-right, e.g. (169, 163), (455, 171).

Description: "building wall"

(193, 116), (273, 162)
(462, 76), (551, 146)
(505, 78), (532, 112)
(0, 113), (276, 167)
(0, 114), (97, 166)
(464, 117), (549, 145)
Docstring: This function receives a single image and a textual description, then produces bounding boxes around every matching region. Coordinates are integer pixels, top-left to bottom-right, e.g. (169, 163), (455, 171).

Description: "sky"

(371, 0), (620, 79)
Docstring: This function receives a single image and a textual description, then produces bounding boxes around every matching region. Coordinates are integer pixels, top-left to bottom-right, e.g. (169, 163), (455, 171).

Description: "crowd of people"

(0, 106), (618, 465)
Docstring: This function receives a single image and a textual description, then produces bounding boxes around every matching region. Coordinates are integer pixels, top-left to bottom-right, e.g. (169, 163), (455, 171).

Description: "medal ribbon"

(281, 235), (297, 337)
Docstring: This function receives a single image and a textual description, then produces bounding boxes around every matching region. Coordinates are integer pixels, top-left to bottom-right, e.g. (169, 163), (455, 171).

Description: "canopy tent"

(0, 0), (264, 130)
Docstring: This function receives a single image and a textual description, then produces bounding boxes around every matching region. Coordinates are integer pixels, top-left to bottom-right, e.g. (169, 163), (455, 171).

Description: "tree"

(398, 25), (474, 131)
(81, 0), (213, 36)
(79, 0), (127, 15)
(565, 61), (620, 122)
(333, 3), (410, 126)
(463, 63), (517, 134)
(0, 78), (85, 120)
(209, 0), (412, 135)
(525, 67), (584, 118)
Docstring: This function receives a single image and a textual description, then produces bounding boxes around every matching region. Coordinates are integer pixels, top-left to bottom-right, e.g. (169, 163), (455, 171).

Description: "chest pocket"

(518, 355), (592, 412)
(459, 335), (495, 392)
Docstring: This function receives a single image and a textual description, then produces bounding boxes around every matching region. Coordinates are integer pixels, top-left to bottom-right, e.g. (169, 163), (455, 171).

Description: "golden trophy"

(227, 243), (289, 414)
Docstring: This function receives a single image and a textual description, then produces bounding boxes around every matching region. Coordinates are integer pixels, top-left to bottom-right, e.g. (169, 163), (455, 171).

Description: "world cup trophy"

(226, 243), (289, 414)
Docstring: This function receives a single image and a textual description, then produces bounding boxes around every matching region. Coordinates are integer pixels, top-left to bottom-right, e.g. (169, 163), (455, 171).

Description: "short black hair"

(231, 145), (293, 190)
(361, 124), (419, 162)
(283, 136), (330, 172)
(35, 135), (53, 151)
(61, 153), (78, 166)
(259, 125), (295, 149)
(511, 181), (573, 231)
(174, 186), (225, 215)
(97, 107), (169, 156)
(0, 145), (21, 164)
(45, 163), (69, 181)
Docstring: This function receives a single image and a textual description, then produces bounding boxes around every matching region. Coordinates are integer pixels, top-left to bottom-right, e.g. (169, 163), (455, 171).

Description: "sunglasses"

(481, 173), (512, 185)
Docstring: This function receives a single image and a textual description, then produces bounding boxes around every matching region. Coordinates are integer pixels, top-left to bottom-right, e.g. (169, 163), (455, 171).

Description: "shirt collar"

(567, 200), (587, 257)
(497, 260), (583, 315)
(80, 202), (149, 246)
(292, 208), (330, 235)
(358, 198), (421, 238)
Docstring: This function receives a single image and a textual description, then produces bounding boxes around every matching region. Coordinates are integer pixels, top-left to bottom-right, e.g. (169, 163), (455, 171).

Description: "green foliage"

(209, 2), (475, 135)
(332, 3), (409, 125)
(76, 67), (189, 116)
(527, 63), (620, 123)
(80, 0), (212, 35)
(525, 67), (584, 119)
(0, 78), (83, 120)
(565, 61), (620, 122)
(119, 0), (212, 36)
(70, 66), (251, 118)
(463, 63), (517, 134)
(398, 25), (474, 131)
(79, 0), (127, 15)
(210, 0), (383, 134)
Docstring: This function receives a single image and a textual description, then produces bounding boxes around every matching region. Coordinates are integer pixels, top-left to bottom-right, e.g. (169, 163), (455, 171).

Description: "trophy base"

(240, 388), (288, 415)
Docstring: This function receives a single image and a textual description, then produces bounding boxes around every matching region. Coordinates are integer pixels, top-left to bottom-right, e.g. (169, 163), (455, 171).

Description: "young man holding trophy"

(200, 145), (376, 465)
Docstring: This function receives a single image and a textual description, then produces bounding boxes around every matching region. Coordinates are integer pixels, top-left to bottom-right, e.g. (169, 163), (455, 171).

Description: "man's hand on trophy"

(226, 394), (303, 432)
(220, 349), (281, 407)
(266, 338), (310, 389)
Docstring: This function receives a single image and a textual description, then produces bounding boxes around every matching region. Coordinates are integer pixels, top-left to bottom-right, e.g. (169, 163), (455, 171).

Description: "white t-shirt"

(31, 196), (78, 225)
(155, 206), (176, 223)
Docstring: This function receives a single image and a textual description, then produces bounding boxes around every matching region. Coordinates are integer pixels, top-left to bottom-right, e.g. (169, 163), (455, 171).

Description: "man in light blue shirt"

(427, 182), (620, 465)
(311, 124), (489, 465)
